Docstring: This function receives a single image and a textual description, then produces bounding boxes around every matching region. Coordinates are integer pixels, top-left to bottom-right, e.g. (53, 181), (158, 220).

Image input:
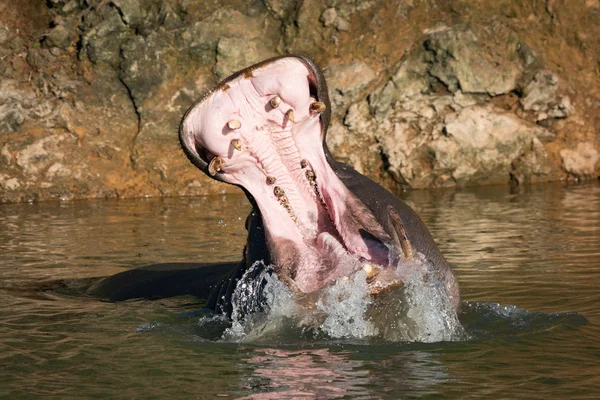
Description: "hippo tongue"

(179, 56), (391, 293)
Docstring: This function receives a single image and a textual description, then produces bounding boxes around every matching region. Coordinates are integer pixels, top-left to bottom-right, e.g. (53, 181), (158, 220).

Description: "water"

(1, 182), (599, 398)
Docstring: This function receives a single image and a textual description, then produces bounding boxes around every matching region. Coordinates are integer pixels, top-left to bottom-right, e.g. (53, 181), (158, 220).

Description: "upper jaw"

(179, 55), (396, 293)
(178, 54), (331, 180)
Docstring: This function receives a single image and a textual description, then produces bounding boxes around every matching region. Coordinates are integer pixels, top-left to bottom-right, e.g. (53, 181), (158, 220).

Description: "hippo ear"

(387, 205), (415, 260)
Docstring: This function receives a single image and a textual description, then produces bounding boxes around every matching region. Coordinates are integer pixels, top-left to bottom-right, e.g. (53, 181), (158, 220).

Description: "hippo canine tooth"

(388, 206), (415, 260)
(208, 156), (225, 176)
(230, 139), (242, 151)
(227, 120), (241, 130)
(270, 96), (281, 108)
(309, 101), (326, 114)
(285, 109), (295, 122)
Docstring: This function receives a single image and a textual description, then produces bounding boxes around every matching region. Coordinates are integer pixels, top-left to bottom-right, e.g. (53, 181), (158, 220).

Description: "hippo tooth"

(309, 101), (326, 114)
(208, 156), (225, 176)
(269, 96), (281, 108)
(363, 264), (376, 280)
(230, 139), (242, 151)
(273, 186), (298, 223)
(388, 206), (415, 259)
(227, 120), (241, 130)
(285, 109), (295, 123)
(370, 279), (402, 296)
(266, 176), (276, 185)
(273, 186), (285, 198)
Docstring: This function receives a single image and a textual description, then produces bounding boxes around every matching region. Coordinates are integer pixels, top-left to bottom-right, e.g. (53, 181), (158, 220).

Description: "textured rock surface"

(0, 0), (599, 202)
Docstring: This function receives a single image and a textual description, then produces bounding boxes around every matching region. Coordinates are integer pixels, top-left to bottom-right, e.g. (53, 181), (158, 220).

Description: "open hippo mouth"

(179, 55), (420, 295)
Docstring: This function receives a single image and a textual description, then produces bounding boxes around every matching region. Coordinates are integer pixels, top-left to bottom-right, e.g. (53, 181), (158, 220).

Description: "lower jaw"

(267, 227), (398, 295)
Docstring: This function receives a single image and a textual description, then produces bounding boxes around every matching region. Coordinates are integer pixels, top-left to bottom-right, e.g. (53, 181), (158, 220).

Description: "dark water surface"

(1, 182), (599, 399)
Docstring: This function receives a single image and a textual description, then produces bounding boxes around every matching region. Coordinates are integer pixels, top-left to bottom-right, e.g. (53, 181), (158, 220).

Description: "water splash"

(401, 254), (466, 342)
(316, 270), (378, 339)
(221, 261), (297, 342)
(214, 254), (465, 343)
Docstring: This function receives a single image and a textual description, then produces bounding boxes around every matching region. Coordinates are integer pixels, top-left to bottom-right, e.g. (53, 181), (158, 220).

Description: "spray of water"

(401, 254), (466, 342)
(212, 255), (465, 343)
(221, 261), (298, 342)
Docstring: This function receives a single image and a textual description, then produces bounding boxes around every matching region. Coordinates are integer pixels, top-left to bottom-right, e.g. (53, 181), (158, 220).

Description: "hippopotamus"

(176, 55), (460, 314)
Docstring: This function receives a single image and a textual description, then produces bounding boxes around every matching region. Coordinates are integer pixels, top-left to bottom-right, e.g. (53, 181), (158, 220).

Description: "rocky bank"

(0, 0), (598, 202)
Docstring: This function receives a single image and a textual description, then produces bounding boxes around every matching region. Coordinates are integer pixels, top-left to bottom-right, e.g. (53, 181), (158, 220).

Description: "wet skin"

(92, 55), (459, 313)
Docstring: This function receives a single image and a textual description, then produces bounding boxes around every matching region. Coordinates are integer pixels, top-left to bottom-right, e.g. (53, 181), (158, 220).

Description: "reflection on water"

(238, 347), (452, 399)
(240, 348), (371, 399)
(1, 182), (599, 398)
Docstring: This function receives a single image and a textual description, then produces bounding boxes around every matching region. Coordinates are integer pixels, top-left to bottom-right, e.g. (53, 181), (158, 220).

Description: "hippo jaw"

(179, 55), (404, 294)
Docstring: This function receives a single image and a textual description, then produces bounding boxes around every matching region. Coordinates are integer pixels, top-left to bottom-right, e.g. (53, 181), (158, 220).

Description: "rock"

(263, 0), (297, 19)
(214, 37), (276, 79)
(44, 23), (72, 49)
(0, 25), (10, 45)
(1, 1), (599, 202)
(369, 54), (430, 117)
(335, 17), (350, 32)
(560, 143), (599, 178)
(521, 71), (573, 120)
(510, 137), (555, 185)
(320, 8), (337, 27)
(61, 0), (80, 14)
(184, 9), (273, 55)
(327, 62), (377, 114)
(432, 106), (551, 185)
(119, 32), (172, 109)
(424, 25), (530, 95)
(15, 135), (67, 176)
(0, 104), (25, 134)
(82, 7), (130, 67)
(26, 48), (54, 70)
(45, 162), (71, 179)
(0, 80), (37, 134)
(111, 0), (143, 27)
(319, 7), (350, 31)
(0, 174), (20, 190)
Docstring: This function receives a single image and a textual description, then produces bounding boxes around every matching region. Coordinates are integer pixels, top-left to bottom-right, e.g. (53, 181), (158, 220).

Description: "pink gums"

(181, 58), (390, 293)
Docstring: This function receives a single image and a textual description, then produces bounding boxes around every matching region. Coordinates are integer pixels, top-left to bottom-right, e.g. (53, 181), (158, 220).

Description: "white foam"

(219, 255), (465, 343)
(400, 255), (465, 342)
(317, 270), (378, 339)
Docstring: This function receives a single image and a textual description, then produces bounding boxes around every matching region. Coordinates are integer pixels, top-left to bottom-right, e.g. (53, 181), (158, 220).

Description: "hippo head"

(179, 55), (429, 297)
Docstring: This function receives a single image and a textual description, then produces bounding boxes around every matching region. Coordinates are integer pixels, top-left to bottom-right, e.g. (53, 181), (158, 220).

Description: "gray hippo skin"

(177, 55), (459, 314)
